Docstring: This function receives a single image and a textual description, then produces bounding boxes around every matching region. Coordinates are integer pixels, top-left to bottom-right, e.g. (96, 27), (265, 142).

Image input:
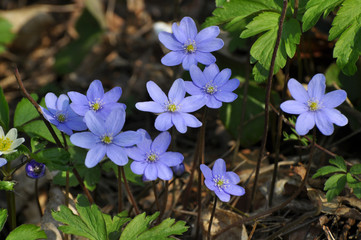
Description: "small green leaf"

(353, 187), (361, 198)
(329, 156), (347, 172)
(215, 0), (226, 7)
(346, 173), (361, 188)
(14, 94), (39, 127)
(30, 137), (48, 153)
(0, 181), (15, 191)
(33, 147), (70, 171)
(120, 212), (159, 240)
(137, 218), (188, 240)
(22, 120), (63, 144)
(0, 87), (9, 130)
(6, 224), (47, 240)
(312, 166), (342, 179)
(103, 211), (130, 240)
(350, 164), (361, 175)
(0, 17), (15, 54)
(324, 173), (346, 191)
(0, 209), (7, 232)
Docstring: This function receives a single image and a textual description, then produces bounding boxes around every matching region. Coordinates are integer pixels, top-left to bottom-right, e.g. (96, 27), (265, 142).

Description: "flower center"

(166, 102), (179, 112)
(147, 152), (159, 162)
(184, 40), (196, 53)
(56, 113), (66, 123)
(213, 175), (229, 190)
(0, 137), (12, 152)
(308, 99), (321, 111)
(101, 135), (113, 144)
(205, 83), (217, 94)
(89, 99), (103, 112)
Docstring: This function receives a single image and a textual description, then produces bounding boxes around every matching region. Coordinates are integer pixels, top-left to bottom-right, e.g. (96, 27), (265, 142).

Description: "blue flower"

(41, 93), (87, 135)
(185, 64), (239, 108)
(70, 107), (142, 168)
(200, 159), (245, 202)
(173, 163), (185, 177)
(26, 160), (46, 179)
(127, 129), (183, 181)
(0, 157), (6, 167)
(135, 79), (206, 133)
(68, 80), (126, 120)
(280, 74), (348, 136)
(159, 16), (224, 70)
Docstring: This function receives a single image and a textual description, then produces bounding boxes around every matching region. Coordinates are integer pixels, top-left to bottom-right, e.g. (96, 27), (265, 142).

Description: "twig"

(72, 168), (94, 204)
(117, 166), (123, 213)
(207, 197), (217, 240)
(121, 166), (140, 215)
(248, 222), (258, 240)
(153, 181), (161, 213)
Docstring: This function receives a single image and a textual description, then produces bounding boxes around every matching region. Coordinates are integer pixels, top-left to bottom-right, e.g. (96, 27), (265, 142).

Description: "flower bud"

(25, 160), (46, 179)
(172, 163), (185, 177)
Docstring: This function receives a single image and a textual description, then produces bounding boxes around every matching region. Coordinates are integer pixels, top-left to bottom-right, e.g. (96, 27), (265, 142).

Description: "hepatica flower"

(159, 16), (224, 70)
(70, 107), (142, 168)
(185, 64), (239, 108)
(68, 80), (126, 120)
(280, 74), (348, 136)
(200, 158), (245, 202)
(127, 129), (183, 181)
(26, 160), (46, 179)
(135, 79), (206, 133)
(41, 93), (87, 135)
(0, 127), (25, 155)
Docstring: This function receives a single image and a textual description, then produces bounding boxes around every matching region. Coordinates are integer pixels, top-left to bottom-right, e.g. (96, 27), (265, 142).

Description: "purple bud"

(172, 163), (185, 177)
(26, 160), (46, 179)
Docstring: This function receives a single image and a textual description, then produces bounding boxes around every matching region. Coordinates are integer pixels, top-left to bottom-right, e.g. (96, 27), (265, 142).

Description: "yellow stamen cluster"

(90, 99), (103, 112)
(0, 137), (13, 152)
(101, 135), (113, 144)
(213, 175), (229, 189)
(308, 100), (319, 111)
(167, 103), (178, 112)
(57, 113), (66, 123)
(205, 84), (217, 94)
(147, 153), (158, 162)
(184, 40), (196, 53)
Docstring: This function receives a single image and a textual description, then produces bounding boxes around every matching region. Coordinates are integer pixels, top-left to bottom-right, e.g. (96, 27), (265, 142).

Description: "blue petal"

(85, 144), (106, 168)
(168, 79), (186, 104)
(197, 39), (224, 52)
(212, 159), (226, 176)
(287, 79), (309, 103)
(200, 164), (213, 180)
(41, 107), (57, 124)
(126, 146), (146, 161)
(295, 111), (315, 135)
(136, 129), (152, 152)
(45, 92), (58, 114)
(178, 17), (197, 40)
(70, 103), (89, 116)
(151, 131), (171, 154)
(214, 92), (237, 103)
(180, 113), (202, 128)
(214, 189), (230, 202)
(57, 94), (70, 111)
(155, 113), (173, 131)
(182, 54), (197, 70)
(172, 22), (187, 43)
(114, 131), (142, 147)
(107, 144), (128, 166)
(146, 81), (168, 104)
(315, 111), (334, 136)
(308, 74), (326, 100)
(219, 78), (240, 91)
(322, 108), (348, 126)
(206, 96), (222, 109)
(205, 179), (216, 191)
(322, 90), (347, 108)
(214, 68), (231, 87)
(103, 87), (122, 104)
(190, 65), (207, 87)
(84, 111), (106, 136)
(172, 112), (187, 133)
(131, 161), (147, 175)
(195, 26), (220, 43)
(106, 107), (125, 135)
(226, 172), (240, 184)
(65, 116), (87, 131)
(136, 101), (164, 113)
(185, 81), (203, 96)
(70, 132), (98, 149)
(194, 52), (216, 66)
(67, 91), (88, 105)
(144, 163), (158, 181)
(158, 152), (183, 167)
(57, 123), (73, 136)
(280, 100), (308, 114)
(161, 51), (185, 66)
(156, 162), (173, 180)
(87, 80), (104, 101)
(204, 63), (219, 82)
(159, 31), (183, 51)
(224, 184), (245, 196)
(179, 95), (206, 112)
(0, 158), (7, 167)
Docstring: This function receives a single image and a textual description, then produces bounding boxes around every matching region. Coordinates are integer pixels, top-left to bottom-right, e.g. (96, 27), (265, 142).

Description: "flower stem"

(249, 0), (288, 212)
(121, 166), (140, 215)
(153, 181), (161, 213)
(65, 170), (70, 207)
(117, 166), (123, 213)
(6, 191), (16, 230)
(72, 168), (94, 204)
(207, 197), (217, 240)
(35, 178), (43, 217)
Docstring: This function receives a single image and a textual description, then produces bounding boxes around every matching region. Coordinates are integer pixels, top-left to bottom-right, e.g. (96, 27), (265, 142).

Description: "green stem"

(6, 191), (16, 230)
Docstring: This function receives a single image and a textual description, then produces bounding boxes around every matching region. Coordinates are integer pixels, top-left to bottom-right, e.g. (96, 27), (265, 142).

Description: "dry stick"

(207, 197), (217, 240)
(62, 132), (70, 208)
(153, 181), (161, 213)
(213, 129), (317, 239)
(121, 166), (140, 215)
(35, 179), (43, 217)
(248, 221), (258, 240)
(249, 0), (288, 212)
(159, 180), (168, 220)
(117, 166), (123, 213)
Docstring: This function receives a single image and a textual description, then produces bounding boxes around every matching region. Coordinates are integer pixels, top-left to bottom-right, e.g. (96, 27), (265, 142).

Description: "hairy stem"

(117, 166), (123, 213)
(207, 197), (217, 240)
(121, 166), (140, 215)
(72, 168), (94, 204)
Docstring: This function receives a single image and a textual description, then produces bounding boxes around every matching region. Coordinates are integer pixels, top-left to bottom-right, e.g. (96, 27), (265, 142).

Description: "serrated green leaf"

(329, 156), (347, 172)
(120, 212), (159, 240)
(324, 173), (346, 191)
(240, 12), (279, 38)
(14, 94), (40, 127)
(353, 187), (361, 198)
(52, 195), (107, 240)
(282, 18), (301, 57)
(350, 164), (361, 175)
(6, 224), (47, 240)
(346, 173), (361, 188)
(22, 120), (63, 144)
(137, 218), (188, 240)
(302, 0), (343, 31)
(0, 87), (9, 130)
(312, 166), (342, 179)
(103, 211), (130, 240)
(33, 147), (70, 171)
(215, 0), (226, 7)
(0, 209), (7, 232)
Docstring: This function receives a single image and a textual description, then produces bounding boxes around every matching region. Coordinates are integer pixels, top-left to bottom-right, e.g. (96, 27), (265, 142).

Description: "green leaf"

(53, 170), (79, 187)
(353, 187), (361, 198)
(22, 120), (63, 144)
(346, 173), (361, 188)
(120, 212), (159, 239)
(0, 17), (15, 54)
(330, 0), (361, 75)
(215, 0), (226, 7)
(6, 224), (47, 240)
(14, 94), (39, 127)
(0, 181), (15, 191)
(33, 147), (70, 171)
(302, 0), (343, 31)
(0, 87), (9, 130)
(324, 174), (347, 201)
(137, 218), (188, 240)
(102, 160), (144, 186)
(52, 195), (107, 240)
(312, 165), (343, 178)
(30, 137), (48, 153)
(350, 164), (361, 175)
(0, 209), (7, 232)
(329, 156), (347, 172)
(102, 211), (130, 240)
